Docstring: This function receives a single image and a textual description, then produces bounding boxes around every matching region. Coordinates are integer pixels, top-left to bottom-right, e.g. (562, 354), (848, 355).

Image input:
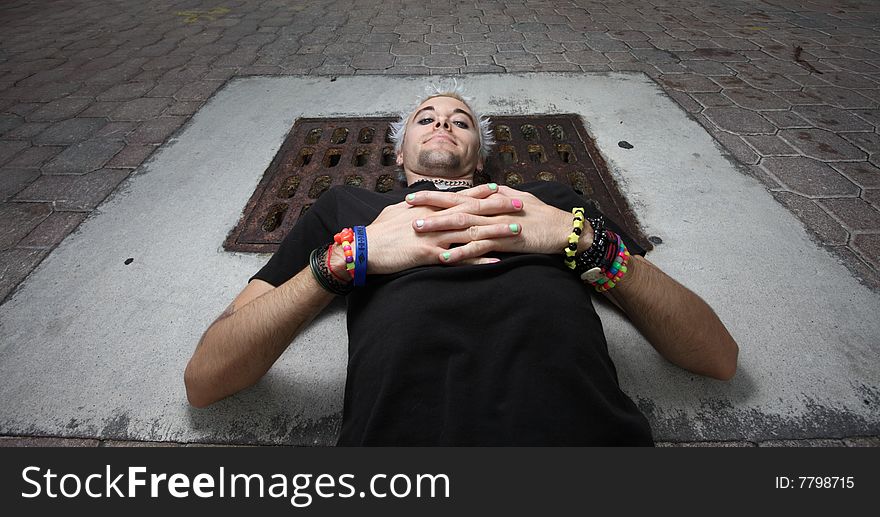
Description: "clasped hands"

(364, 184), (576, 275)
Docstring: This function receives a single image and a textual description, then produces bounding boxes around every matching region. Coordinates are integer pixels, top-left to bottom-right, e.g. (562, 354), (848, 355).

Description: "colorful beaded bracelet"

(580, 232), (631, 292)
(334, 228), (356, 278)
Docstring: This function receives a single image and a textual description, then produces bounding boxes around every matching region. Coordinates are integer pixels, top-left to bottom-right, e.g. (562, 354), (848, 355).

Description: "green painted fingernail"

(406, 193), (415, 201)
(488, 183), (498, 190)
(442, 252), (452, 261)
(509, 223), (520, 234)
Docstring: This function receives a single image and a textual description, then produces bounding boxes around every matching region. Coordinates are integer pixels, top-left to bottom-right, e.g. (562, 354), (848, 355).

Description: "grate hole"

(296, 147), (314, 167)
(300, 204), (312, 217)
(345, 174), (364, 187)
(384, 126), (394, 143)
(376, 174), (395, 193)
(323, 148), (342, 168)
(556, 143), (576, 163)
(520, 124), (538, 141)
(498, 145), (518, 165)
(308, 175), (332, 198)
(547, 124), (565, 140)
(567, 170), (593, 196)
(277, 175), (301, 198)
(494, 124), (511, 141)
(306, 128), (322, 144)
(537, 171), (555, 181)
(381, 146), (396, 166)
(262, 204), (288, 232)
(330, 127), (349, 144)
(527, 144), (546, 163)
(505, 171), (523, 186)
(358, 127), (375, 144)
(353, 147), (371, 167)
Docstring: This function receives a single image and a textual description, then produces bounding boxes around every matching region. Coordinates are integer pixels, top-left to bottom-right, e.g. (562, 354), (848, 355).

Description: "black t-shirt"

(252, 181), (653, 445)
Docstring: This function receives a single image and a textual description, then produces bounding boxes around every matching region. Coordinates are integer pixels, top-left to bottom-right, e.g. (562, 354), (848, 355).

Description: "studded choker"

(411, 178), (474, 190)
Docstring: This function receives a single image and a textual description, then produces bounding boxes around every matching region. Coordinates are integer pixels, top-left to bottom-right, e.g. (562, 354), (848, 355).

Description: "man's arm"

(184, 267), (334, 407)
(406, 186), (739, 380)
(603, 255), (739, 380)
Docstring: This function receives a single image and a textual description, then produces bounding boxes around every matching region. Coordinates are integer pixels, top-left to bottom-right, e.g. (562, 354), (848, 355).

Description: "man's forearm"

(605, 255), (738, 380)
(184, 267), (335, 407)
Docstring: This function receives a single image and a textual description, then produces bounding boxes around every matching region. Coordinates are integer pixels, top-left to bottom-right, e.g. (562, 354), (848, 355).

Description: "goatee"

(417, 149), (460, 170)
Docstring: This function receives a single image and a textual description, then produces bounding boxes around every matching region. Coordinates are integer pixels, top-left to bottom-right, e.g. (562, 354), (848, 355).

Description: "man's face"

(397, 95), (483, 179)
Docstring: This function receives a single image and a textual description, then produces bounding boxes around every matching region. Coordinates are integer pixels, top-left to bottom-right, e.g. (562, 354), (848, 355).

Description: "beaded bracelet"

(353, 225), (368, 287)
(334, 228), (356, 279)
(563, 207), (585, 269)
(572, 216), (607, 275)
(580, 232), (631, 292)
(309, 247), (353, 295)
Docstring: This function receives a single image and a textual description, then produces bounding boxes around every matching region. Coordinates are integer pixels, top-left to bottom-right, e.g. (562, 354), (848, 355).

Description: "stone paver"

(779, 128), (868, 161)
(41, 139), (124, 174)
(762, 156), (860, 197)
(1, 0), (880, 445)
(0, 202), (51, 250)
(14, 168), (129, 210)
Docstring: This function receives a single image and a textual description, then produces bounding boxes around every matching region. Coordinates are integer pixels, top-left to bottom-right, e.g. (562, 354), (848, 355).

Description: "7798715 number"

(775, 476), (854, 488)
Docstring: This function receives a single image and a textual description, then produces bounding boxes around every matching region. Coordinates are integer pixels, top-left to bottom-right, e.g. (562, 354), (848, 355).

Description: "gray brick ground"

(2, 0), (880, 446)
(17, 210), (89, 248)
(14, 168), (129, 209)
(762, 156), (861, 197)
(32, 118), (107, 145)
(0, 168), (40, 201)
(41, 139), (124, 174)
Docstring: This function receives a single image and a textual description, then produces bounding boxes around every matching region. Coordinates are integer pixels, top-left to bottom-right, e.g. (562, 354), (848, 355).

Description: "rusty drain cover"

(224, 115), (651, 253)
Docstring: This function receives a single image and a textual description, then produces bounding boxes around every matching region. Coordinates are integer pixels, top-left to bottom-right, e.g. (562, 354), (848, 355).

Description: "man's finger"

(439, 223), (522, 245)
(454, 182), (500, 199)
(408, 191), (524, 216)
(439, 239), (501, 264)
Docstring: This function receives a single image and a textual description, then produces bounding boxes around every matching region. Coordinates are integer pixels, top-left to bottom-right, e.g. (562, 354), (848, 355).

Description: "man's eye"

(453, 121), (469, 128)
(418, 118), (433, 125)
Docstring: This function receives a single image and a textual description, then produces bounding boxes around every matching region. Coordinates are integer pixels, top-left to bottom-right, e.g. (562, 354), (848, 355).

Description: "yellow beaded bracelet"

(564, 207), (585, 269)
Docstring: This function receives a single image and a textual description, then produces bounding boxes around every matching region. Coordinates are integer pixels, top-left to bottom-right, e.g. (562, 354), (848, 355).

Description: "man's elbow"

(708, 338), (739, 381)
(184, 362), (215, 409)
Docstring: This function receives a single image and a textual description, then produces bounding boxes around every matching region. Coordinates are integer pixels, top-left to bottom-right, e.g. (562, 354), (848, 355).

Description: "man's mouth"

(426, 133), (456, 145)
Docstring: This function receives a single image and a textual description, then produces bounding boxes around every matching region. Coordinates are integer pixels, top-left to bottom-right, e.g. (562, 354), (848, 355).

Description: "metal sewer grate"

(224, 115), (651, 253)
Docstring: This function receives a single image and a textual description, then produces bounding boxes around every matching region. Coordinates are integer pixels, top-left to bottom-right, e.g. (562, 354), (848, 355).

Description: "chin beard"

(417, 149), (461, 170)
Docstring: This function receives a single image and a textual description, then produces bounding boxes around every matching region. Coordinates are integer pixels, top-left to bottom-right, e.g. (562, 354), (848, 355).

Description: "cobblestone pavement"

(1, 0), (879, 446)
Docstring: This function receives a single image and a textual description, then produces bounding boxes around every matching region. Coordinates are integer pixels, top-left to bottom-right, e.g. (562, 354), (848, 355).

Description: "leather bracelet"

(309, 247), (352, 295)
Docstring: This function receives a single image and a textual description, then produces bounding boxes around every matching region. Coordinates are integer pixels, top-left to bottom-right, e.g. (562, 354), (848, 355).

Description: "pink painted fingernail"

(512, 199), (523, 209)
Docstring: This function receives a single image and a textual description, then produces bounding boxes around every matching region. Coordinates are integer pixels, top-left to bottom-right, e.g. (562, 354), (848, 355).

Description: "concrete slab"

(0, 73), (877, 444)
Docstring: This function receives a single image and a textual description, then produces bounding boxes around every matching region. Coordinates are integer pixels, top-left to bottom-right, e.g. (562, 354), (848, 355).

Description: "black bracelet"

(572, 217), (616, 276)
(309, 247), (353, 296)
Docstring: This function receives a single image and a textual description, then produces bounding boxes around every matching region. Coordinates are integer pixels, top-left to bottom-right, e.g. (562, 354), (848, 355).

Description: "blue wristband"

(353, 225), (368, 287)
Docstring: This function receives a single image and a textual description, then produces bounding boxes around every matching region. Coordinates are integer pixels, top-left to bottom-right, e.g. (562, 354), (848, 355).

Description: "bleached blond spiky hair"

(388, 80), (495, 161)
